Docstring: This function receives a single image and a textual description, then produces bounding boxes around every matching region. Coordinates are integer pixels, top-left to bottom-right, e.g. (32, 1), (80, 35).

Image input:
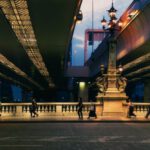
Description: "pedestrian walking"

(87, 101), (97, 119)
(145, 105), (150, 119)
(77, 97), (83, 119)
(30, 98), (38, 117)
(127, 100), (136, 118)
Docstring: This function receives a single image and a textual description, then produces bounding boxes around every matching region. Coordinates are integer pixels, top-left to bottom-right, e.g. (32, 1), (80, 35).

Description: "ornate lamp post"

(96, 2), (127, 116)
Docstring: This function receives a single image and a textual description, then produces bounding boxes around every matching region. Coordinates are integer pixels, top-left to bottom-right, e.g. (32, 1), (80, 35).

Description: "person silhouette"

(77, 97), (83, 119)
(87, 101), (97, 119)
(145, 105), (150, 119)
(30, 98), (38, 117)
(127, 100), (136, 118)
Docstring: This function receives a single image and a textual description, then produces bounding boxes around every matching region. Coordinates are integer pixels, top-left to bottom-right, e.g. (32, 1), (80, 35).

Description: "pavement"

(1, 115), (150, 123)
(0, 122), (150, 150)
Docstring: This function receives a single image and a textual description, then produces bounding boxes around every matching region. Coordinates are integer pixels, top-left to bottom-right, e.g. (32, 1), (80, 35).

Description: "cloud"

(72, 0), (133, 65)
(75, 44), (84, 49)
(73, 35), (84, 42)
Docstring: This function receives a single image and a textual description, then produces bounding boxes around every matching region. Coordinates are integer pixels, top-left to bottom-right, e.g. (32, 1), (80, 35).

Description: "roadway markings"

(0, 137), (17, 141)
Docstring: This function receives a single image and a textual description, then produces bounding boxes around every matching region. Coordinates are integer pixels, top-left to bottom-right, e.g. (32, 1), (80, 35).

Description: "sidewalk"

(1, 115), (150, 123)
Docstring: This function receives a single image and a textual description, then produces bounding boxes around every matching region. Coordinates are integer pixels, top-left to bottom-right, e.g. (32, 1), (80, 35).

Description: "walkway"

(1, 115), (150, 123)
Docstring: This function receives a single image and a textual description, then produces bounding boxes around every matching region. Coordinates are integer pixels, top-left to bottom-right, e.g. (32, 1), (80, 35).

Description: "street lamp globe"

(100, 1), (123, 32)
(76, 10), (83, 23)
(118, 21), (123, 27)
(108, 2), (117, 17)
(101, 16), (107, 29)
(118, 64), (123, 73)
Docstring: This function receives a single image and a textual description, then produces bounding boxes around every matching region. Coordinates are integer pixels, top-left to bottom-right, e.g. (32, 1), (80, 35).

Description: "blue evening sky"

(72, 0), (133, 66)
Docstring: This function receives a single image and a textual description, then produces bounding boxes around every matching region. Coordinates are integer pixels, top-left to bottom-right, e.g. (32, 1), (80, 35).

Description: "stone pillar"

(106, 38), (118, 93)
(96, 37), (128, 116)
(78, 82), (88, 101)
(144, 80), (150, 102)
(0, 101), (1, 116)
(0, 80), (1, 116)
(22, 89), (28, 102)
(56, 105), (62, 116)
(16, 105), (23, 116)
(68, 78), (74, 101)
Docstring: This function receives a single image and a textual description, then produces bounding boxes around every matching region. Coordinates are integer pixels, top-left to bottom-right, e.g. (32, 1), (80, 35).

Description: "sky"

(71, 0), (133, 66)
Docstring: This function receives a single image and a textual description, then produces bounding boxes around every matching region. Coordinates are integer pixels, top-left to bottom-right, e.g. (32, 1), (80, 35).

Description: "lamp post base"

(97, 92), (128, 116)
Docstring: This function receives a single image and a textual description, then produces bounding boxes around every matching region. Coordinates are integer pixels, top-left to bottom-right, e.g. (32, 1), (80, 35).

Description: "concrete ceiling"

(0, 0), (82, 91)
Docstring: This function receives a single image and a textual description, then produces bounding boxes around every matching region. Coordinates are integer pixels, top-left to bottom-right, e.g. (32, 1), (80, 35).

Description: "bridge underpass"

(0, 0), (82, 101)
(0, 0), (149, 103)
(1, 1), (150, 150)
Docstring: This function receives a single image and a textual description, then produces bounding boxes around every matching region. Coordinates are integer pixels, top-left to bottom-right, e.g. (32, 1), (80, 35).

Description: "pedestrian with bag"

(87, 101), (97, 119)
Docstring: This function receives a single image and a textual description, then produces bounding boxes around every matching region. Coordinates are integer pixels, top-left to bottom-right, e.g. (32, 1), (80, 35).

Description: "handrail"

(1, 102), (102, 106)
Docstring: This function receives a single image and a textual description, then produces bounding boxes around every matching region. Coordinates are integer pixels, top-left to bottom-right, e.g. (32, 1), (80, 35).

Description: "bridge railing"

(0, 102), (103, 117)
(0, 102), (149, 117)
(123, 102), (150, 116)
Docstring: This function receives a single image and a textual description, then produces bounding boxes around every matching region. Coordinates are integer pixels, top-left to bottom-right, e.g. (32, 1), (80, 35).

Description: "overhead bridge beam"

(123, 53), (150, 71)
(125, 66), (150, 78)
(0, 0), (54, 87)
(0, 54), (44, 90)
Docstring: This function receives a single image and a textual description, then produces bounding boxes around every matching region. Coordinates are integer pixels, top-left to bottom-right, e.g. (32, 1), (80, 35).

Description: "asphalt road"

(0, 123), (150, 150)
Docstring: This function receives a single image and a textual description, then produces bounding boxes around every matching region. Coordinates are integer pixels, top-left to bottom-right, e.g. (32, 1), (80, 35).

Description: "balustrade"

(0, 102), (102, 117)
(1, 102), (149, 117)
(123, 102), (150, 116)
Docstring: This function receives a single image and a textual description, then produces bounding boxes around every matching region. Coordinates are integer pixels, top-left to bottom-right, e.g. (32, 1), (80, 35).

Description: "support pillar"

(144, 80), (150, 102)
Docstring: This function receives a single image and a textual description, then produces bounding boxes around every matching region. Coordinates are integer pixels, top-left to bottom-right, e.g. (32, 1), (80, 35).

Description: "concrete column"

(67, 78), (74, 101)
(0, 101), (1, 116)
(78, 82), (88, 101)
(0, 80), (1, 116)
(16, 105), (23, 116)
(22, 89), (27, 102)
(144, 80), (150, 102)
